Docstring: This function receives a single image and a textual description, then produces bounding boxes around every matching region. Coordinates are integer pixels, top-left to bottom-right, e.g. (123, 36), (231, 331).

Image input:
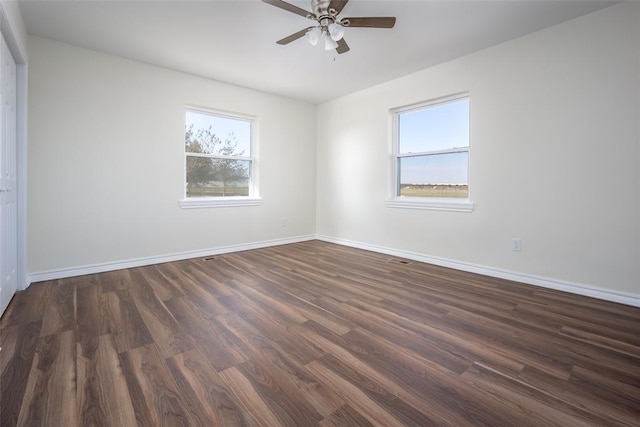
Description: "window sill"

(179, 197), (263, 209)
(385, 197), (474, 212)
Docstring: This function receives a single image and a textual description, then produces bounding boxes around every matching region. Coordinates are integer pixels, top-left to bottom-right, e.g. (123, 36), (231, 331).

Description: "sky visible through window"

(398, 98), (469, 184)
(186, 101), (467, 186)
(186, 110), (251, 154)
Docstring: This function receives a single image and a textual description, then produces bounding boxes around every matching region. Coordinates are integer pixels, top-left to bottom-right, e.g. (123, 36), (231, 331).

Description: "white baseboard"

(26, 233), (639, 308)
(316, 234), (640, 308)
(27, 234), (316, 284)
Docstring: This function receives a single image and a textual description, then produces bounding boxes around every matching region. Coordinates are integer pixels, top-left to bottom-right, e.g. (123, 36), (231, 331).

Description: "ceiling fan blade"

(262, 0), (311, 19)
(343, 17), (396, 28)
(277, 27), (315, 45)
(336, 38), (350, 54)
(329, 0), (349, 15)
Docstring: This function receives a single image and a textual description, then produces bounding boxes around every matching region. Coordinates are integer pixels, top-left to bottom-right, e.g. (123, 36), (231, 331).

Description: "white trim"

(26, 233), (640, 308)
(385, 198), (474, 212)
(316, 235), (640, 308)
(187, 152), (252, 162)
(0, 3), (27, 290)
(16, 63), (26, 290)
(185, 106), (255, 123)
(390, 93), (471, 207)
(397, 147), (468, 157)
(184, 106), (259, 201)
(178, 197), (262, 209)
(391, 92), (470, 115)
(27, 234), (316, 284)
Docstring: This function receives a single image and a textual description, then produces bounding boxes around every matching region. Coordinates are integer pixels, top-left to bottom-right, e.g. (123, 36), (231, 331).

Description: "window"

(180, 108), (260, 208)
(387, 94), (473, 212)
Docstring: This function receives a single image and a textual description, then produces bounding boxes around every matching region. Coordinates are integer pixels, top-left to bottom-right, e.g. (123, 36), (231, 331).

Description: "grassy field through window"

(187, 185), (249, 198)
(400, 184), (468, 198)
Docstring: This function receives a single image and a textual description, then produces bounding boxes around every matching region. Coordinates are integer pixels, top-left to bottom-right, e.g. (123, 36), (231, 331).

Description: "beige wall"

(316, 2), (640, 297)
(27, 3), (639, 302)
(28, 36), (317, 274)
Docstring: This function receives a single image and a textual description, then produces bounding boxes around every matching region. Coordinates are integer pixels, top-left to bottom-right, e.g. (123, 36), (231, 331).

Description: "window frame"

(386, 93), (474, 213)
(179, 106), (261, 209)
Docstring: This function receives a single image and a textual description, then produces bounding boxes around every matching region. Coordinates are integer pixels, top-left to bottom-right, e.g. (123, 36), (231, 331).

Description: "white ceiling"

(19, 0), (617, 104)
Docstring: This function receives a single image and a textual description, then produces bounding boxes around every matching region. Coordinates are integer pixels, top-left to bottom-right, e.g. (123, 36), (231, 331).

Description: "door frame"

(0, 3), (28, 291)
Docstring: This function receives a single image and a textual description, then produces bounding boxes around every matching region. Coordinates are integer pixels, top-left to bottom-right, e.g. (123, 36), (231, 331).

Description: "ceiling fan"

(263, 0), (396, 54)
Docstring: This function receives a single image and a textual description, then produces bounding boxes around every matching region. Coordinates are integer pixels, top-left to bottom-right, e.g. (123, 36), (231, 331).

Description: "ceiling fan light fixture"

(306, 27), (322, 46)
(263, 0), (396, 55)
(328, 22), (344, 41)
(324, 32), (338, 50)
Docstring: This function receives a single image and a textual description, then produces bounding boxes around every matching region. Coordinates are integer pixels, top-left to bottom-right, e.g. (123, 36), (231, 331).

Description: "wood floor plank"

(235, 359), (325, 425)
(97, 270), (128, 294)
(39, 280), (75, 338)
(517, 365), (640, 426)
(314, 297), (473, 374)
(76, 334), (137, 427)
(16, 330), (77, 427)
(156, 263), (228, 319)
(151, 261), (195, 294)
(319, 404), (374, 427)
(442, 303), (576, 380)
(126, 270), (194, 358)
(218, 366), (287, 426)
(217, 312), (345, 417)
(350, 297), (528, 377)
(233, 272), (357, 336)
(559, 325), (640, 358)
(182, 260), (240, 298)
(568, 365), (640, 413)
(164, 348), (259, 426)
(462, 362), (598, 426)
(321, 352), (447, 425)
(138, 264), (185, 301)
(209, 257), (279, 286)
(76, 285), (102, 343)
(0, 282), (50, 329)
(515, 302), (640, 346)
(327, 325), (533, 425)
(0, 324), (19, 372)
(217, 292), (325, 367)
(293, 320), (475, 425)
(2, 240), (639, 426)
(100, 290), (154, 354)
(228, 278), (309, 325)
(305, 358), (404, 427)
(164, 296), (247, 371)
(118, 344), (194, 426)
(445, 302), (640, 384)
(292, 269), (387, 304)
(0, 322), (41, 426)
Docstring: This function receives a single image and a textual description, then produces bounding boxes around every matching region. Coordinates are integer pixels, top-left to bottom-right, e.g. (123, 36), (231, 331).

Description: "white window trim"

(384, 198), (473, 212)
(387, 92), (474, 213)
(179, 197), (262, 209)
(180, 107), (260, 209)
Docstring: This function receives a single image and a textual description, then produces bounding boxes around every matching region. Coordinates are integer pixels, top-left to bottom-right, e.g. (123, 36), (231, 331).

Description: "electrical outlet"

(511, 238), (522, 252)
(281, 218), (288, 227)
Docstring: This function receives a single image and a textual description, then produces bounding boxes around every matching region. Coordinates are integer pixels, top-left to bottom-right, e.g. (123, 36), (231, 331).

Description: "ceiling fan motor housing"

(311, 0), (331, 16)
(311, 0), (347, 27)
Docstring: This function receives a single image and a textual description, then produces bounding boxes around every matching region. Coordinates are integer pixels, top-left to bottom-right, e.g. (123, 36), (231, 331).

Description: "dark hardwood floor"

(1, 240), (639, 426)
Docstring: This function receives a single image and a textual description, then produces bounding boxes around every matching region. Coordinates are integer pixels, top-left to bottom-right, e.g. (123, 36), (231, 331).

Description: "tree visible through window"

(393, 94), (470, 199)
(185, 109), (254, 198)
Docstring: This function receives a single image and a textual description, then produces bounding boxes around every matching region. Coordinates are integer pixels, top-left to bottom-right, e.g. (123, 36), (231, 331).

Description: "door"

(0, 32), (17, 317)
